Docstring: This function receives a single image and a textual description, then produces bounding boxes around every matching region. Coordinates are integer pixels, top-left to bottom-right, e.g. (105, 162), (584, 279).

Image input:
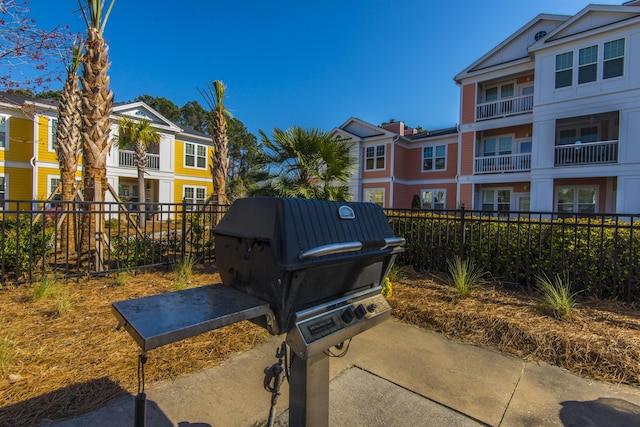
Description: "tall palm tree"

(55, 40), (83, 251)
(199, 80), (231, 209)
(257, 126), (355, 201)
(77, 0), (115, 270)
(117, 117), (160, 226)
(78, 0), (114, 204)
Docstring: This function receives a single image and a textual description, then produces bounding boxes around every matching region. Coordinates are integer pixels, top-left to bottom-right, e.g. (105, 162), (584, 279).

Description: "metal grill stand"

(289, 351), (330, 426)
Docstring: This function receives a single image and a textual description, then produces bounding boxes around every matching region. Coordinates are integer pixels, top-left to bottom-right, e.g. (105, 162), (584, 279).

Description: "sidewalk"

(51, 318), (640, 426)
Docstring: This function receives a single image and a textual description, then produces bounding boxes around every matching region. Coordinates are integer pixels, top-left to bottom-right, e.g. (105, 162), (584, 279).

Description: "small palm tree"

(117, 117), (160, 226)
(199, 80), (231, 222)
(257, 126), (355, 200)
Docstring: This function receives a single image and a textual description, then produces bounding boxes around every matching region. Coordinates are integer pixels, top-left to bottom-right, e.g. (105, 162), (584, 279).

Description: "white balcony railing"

(476, 94), (534, 121)
(475, 153), (532, 174)
(119, 150), (160, 169)
(554, 140), (618, 166)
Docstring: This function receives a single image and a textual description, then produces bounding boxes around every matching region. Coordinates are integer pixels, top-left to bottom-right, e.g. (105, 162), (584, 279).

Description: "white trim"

(183, 141), (208, 170)
(364, 144), (386, 171)
(48, 117), (58, 152)
(182, 184), (207, 205)
(422, 143), (447, 172)
(0, 114), (9, 150)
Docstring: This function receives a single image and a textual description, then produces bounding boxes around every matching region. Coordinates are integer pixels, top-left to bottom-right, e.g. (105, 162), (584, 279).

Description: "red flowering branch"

(1, 0), (77, 91)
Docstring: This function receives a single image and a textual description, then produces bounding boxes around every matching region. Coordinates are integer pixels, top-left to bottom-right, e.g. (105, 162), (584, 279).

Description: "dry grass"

(1, 265), (640, 425)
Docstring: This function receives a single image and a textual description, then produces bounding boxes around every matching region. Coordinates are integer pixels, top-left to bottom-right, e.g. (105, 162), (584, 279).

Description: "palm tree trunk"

(136, 140), (146, 227)
(80, 26), (114, 271)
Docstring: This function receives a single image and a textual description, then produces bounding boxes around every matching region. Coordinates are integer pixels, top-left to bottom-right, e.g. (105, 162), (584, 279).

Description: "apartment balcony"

(475, 153), (531, 174)
(554, 140), (618, 167)
(476, 94), (533, 121)
(119, 150), (160, 170)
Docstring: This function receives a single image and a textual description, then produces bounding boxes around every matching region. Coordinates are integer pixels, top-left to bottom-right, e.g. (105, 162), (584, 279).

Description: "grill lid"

(214, 197), (401, 268)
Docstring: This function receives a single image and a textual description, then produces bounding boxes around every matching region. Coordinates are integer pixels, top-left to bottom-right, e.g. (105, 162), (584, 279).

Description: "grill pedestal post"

(289, 351), (329, 427)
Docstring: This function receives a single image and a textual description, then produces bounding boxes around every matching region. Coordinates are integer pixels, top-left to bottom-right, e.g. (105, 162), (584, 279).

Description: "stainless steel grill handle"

(299, 237), (405, 260)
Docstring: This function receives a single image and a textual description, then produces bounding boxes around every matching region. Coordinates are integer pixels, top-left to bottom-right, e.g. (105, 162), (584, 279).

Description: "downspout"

(456, 123), (461, 208)
(31, 114), (39, 203)
(389, 135), (398, 208)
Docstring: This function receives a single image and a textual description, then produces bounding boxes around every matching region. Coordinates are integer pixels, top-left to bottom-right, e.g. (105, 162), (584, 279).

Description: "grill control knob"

(354, 304), (367, 320)
(366, 303), (377, 313)
(341, 307), (355, 324)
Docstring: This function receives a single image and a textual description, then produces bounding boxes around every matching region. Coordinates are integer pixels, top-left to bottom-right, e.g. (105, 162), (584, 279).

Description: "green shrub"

(173, 256), (196, 290)
(0, 214), (53, 279)
(110, 235), (166, 269)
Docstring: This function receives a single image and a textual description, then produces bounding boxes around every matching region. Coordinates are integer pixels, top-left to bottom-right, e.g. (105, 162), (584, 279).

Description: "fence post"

(181, 198), (187, 259)
(459, 206), (466, 261)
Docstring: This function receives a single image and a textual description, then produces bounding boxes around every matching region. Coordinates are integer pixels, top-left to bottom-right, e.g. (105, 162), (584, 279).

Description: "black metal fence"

(0, 199), (227, 285)
(2, 200), (640, 302)
(386, 208), (640, 301)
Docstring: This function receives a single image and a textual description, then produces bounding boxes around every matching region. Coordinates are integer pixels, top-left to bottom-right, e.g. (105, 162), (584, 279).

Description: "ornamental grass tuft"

(447, 255), (488, 298)
(536, 272), (578, 319)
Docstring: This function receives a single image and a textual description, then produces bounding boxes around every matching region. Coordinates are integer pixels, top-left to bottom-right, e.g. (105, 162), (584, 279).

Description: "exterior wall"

(460, 132), (475, 175)
(395, 182), (458, 209)
(4, 166), (32, 200)
(37, 115), (57, 164)
(3, 116), (33, 163)
(461, 84), (476, 124)
(459, 183), (473, 208)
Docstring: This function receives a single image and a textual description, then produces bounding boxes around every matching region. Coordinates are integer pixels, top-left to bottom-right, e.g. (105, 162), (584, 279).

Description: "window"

(557, 187), (597, 213)
(485, 83), (514, 102)
(555, 51), (573, 88)
(0, 176), (5, 207)
(365, 145), (385, 170)
(481, 136), (511, 156)
(421, 190), (445, 210)
(0, 115), (7, 149)
(183, 186), (206, 205)
(558, 126), (599, 145)
(481, 189), (511, 212)
(49, 177), (61, 200)
(49, 118), (58, 151)
(423, 145), (446, 171)
(578, 45), (597, 84)
(364, 189), (384, 207)
(604, 38), (624, 79)
(185, 142), (207, 169)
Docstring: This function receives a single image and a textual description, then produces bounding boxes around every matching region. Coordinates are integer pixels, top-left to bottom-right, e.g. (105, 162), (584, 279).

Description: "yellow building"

(0, 93), (214, 210)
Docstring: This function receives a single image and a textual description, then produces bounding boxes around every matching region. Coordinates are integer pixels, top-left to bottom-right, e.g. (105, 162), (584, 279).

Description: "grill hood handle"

(299, 237), (405, 260)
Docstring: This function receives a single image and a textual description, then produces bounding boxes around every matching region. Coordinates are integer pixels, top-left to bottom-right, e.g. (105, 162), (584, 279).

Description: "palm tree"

(257, 127), (355, 201)
(117, 117), (160, 226)
(78, 0), (114, 204)
(199, 80), (231, 210)
(55, 40), (83, 251)
(77, 0), (115, 270)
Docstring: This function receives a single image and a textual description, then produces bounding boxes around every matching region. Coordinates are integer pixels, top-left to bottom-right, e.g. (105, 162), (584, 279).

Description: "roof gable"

(112, 102), (182, 132)
(455, 14), (568, 81)
(336, 117), (389, 138)
(530, 5), (640, 51)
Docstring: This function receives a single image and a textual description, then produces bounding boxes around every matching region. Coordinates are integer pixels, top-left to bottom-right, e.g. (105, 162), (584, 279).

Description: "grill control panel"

(286, 288), (391, 360)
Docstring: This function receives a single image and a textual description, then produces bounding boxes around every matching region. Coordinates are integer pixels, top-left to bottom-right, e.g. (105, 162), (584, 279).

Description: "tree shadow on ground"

(560, 397), (640, 426)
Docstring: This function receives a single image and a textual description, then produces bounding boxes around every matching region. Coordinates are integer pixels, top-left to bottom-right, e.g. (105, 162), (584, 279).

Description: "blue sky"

(27, 0), (621, 136)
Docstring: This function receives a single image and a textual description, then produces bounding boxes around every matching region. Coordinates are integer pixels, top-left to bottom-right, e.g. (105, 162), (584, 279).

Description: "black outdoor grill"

(112, 197), (404, 426)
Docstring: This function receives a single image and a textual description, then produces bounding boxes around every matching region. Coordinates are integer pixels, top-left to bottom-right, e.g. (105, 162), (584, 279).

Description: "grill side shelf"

(112, 285), (271, 352)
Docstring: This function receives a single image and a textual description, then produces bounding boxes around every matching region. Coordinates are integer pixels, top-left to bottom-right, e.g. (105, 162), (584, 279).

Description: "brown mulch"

(0, 265), (270, 427)
(390, 268), (640, 387)
(1, 266), (640, 425)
